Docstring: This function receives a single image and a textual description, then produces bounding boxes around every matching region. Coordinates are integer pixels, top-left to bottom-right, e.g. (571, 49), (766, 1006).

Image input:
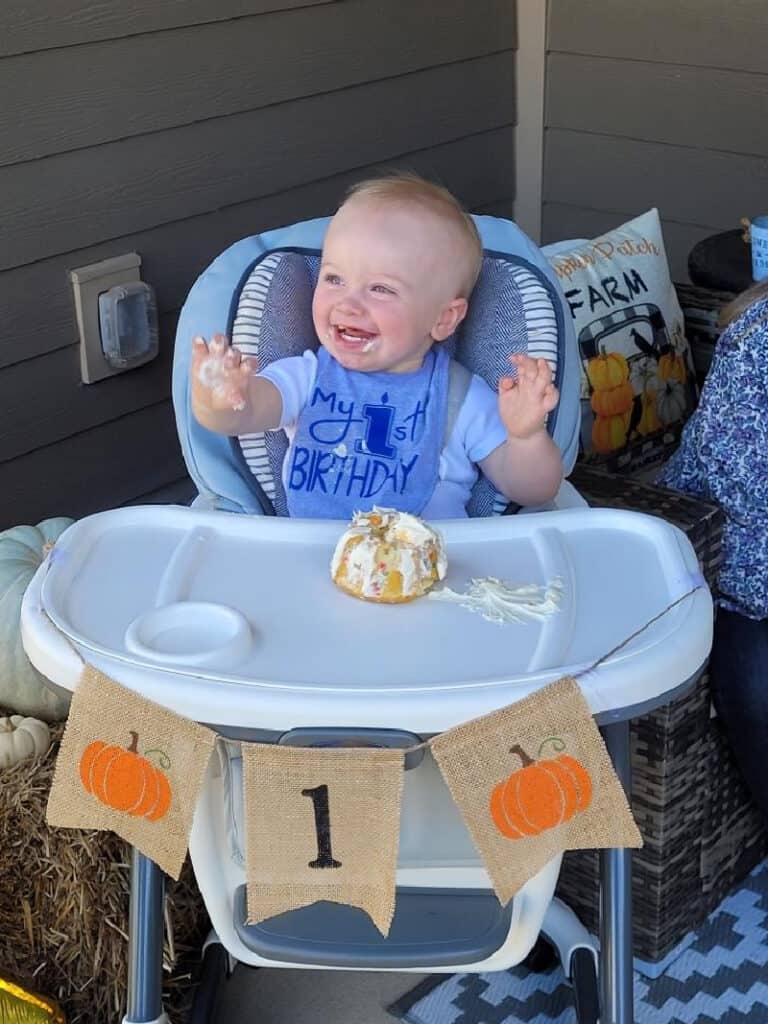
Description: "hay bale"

(0, 724), (210, 1023)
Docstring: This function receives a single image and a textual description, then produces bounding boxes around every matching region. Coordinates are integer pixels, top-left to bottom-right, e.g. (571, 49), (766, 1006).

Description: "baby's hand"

(498, 353), (559, 440)
(190, 334), (255, 414)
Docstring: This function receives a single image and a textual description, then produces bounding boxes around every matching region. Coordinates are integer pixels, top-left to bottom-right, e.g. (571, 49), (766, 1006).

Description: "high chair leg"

(123, 848), (169, 1024)
(599, 721), (634, 1024)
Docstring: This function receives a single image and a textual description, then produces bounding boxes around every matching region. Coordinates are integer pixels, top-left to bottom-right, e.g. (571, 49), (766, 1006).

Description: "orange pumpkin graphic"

(490, 741), (593, 839)
(585, 350), (629, 391)
(591, 410), (631, 453)
(590, 380), (634, 417)
(658, 351), (687, 384)
(79, 731), (172, 821)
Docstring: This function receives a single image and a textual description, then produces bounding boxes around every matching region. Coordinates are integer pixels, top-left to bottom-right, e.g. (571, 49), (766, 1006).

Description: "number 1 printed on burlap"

(242, 743), (405, 936)
(46, 665), (217, 879)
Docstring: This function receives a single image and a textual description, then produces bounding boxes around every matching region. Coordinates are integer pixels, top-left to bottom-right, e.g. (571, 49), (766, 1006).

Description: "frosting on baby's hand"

(192, 335), (251, 412)
(196, 354), (246, 411)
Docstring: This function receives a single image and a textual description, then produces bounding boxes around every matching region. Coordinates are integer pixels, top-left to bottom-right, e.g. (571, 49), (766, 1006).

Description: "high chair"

(20, 214), (714, 1024)
(176, 214), (598, 1018)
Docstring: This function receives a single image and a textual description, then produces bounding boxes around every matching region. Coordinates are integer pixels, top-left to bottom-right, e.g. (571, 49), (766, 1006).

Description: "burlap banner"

(430, 675), (642, 906)
(46, 665), (217, 879)
(44, 668), (644, 918)
(242, 743), (404, 936)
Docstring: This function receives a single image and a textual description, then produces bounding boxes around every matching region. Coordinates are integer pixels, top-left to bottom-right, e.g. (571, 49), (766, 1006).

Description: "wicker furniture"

(556, 465), (768, 963)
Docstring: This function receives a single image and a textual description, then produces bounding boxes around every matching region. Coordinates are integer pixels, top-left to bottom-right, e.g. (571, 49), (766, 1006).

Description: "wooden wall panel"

(0, 0), (331, 57)
(1, 126), (516, 368)
(1, 0), (513, 166)
(0, 313), (176, 463)
(544, 0), (768, 280)
(0, 403), (187, 529)
(543, 130), (766, 234)
(548, 53), (768, 158)
(548, 0), (768, 74)
(125, 477), (198, 508)
(1, 53), (514, 271)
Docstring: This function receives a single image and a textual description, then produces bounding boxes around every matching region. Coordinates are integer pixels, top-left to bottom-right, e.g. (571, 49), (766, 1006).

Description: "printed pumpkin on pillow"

(546, 209), (697, 472)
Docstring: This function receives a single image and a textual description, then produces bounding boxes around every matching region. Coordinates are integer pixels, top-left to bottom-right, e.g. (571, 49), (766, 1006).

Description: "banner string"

(571, 583), (704, 679)
(404, 583), (706, 755)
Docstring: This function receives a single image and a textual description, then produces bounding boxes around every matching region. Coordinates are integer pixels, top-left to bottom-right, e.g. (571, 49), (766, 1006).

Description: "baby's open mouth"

(333, 324), (378, 351)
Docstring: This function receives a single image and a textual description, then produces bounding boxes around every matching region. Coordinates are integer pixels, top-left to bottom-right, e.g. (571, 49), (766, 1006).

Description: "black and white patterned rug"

(389, 860), (768, 1024)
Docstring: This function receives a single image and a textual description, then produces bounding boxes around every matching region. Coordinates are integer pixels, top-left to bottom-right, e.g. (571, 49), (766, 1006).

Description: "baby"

(190, 174), (563, 518)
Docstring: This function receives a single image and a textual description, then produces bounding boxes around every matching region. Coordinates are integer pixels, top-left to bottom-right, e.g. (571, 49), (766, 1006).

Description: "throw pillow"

(545, 209), (697, 473)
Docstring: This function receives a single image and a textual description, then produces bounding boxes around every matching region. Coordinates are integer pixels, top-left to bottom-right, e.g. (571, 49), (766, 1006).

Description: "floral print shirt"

(658, 296), (768, 620)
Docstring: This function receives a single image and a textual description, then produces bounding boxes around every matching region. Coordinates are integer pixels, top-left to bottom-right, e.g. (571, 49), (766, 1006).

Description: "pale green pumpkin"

(0, 518), (74, 722)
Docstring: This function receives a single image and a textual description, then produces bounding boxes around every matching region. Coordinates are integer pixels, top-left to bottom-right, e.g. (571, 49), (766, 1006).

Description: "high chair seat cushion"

(232, 251), (319, 514)
(455, 258), (560, 517)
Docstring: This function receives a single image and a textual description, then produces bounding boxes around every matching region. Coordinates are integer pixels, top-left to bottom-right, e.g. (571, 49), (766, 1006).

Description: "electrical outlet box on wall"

(69, 253), (158, 384)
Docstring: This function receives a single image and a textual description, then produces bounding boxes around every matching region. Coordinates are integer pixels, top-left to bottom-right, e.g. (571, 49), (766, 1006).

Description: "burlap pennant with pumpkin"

(430, 675), (642, 906)
(243, 743), (404, 936)
(46, 664), (217, 879)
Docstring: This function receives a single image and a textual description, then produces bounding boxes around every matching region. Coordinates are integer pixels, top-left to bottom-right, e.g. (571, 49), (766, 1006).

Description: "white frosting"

(428, 576), (563, 625)
(196, 355), (246, 411)
(330, 507), (447, 599)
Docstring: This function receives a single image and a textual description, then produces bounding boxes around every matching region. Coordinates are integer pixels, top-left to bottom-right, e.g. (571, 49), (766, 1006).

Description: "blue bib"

(285, 346), (449, 519)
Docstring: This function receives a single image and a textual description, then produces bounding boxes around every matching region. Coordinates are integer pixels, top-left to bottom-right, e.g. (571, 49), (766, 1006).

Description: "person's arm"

(479, 353), (563, 505)
(190, 334), (283, 435)
(663, 301), (768, 518)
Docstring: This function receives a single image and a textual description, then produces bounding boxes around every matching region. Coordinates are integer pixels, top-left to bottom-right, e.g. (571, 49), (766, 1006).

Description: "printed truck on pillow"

(546, 209), (697, 472)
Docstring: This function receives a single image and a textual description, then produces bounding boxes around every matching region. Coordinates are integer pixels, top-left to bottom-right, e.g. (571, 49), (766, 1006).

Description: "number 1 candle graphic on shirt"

(356, 395), (396, 458)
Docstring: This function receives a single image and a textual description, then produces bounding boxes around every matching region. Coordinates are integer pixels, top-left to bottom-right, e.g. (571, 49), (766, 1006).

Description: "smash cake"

(330, 507), (447, 603)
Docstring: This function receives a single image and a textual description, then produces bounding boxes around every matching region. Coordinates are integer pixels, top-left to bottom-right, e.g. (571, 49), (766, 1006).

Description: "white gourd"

(657, 380), (688, 426)
(0, 518), (74, 722)
(0, 715), (51, 767)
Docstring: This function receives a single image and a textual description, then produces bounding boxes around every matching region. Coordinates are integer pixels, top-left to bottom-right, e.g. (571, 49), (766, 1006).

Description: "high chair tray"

(24, 504), (712, 731)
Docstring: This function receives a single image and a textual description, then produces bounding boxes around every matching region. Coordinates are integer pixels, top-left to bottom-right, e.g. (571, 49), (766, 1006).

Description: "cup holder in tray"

(124, 602), (252, 668)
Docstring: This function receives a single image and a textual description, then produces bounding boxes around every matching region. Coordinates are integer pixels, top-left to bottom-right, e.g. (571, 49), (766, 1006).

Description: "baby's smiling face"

(312, 197), (470, 374)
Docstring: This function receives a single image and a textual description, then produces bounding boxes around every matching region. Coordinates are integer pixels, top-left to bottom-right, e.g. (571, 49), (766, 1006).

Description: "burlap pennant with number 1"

(430, 675), (642, 906)
(46, 664), (217, 879)
(243, 743), (404, 936)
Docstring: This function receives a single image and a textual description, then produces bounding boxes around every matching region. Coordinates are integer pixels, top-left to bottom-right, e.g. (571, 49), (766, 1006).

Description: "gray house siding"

(542, 0), (768, 281)
(0, 0), (517, 529)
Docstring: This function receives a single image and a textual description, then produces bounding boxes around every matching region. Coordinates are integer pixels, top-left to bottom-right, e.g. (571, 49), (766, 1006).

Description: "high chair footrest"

(233, 885), (513, 968)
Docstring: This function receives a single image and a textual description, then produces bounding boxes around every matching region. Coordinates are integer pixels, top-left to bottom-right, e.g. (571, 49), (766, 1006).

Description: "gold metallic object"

(0, 975), (66, 1023)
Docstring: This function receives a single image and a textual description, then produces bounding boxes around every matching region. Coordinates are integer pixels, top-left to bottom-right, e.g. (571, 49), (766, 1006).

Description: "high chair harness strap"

(442, 359), (473, 453)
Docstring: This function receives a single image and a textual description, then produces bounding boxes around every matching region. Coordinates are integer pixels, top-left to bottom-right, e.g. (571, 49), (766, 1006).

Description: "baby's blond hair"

(342, 172), (483, 297)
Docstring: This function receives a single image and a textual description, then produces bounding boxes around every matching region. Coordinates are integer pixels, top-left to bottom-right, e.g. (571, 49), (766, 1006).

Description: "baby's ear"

(432, 298), (468, 342)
